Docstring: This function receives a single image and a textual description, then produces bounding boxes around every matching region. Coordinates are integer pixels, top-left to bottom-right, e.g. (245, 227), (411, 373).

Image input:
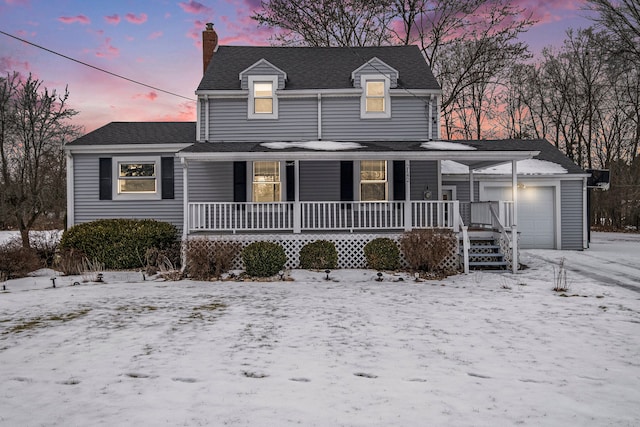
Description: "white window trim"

(113, 156), (161, 201)
(248, 75), (279, 120)
(360, 74), (391, 119)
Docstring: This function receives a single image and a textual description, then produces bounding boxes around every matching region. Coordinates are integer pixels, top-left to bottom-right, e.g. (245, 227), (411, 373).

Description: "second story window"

(248, 75), (279, 119)
(366, 81), (385, 113)
(253, 81), (273, 114)
(360, 75), (391, 119)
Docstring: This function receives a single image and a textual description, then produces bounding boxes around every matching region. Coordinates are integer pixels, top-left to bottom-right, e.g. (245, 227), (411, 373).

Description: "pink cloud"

(157, 101), (196, 121)
(105, 14), (120, 25)
(5, 0), (30, 5)
(148, 31), (163, 40)
(125, 35), (135, 41)
(0, 56), (30, 74)
(94, 37), (119, 59)
(178, 1), (212, 15)
(58, 15), (91, 25)
(186, 19), (208, 47)
(134, 91), (158, 101)
(125, 12), (147, 24)
(16, 29), (36, 37)
(218, 14), (274, 46)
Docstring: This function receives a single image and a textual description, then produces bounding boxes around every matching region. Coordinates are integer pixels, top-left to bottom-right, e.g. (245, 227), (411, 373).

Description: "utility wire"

(0, 29), (196, 101)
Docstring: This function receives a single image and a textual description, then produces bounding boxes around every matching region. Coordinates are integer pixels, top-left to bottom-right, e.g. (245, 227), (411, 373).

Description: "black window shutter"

(286, 161), (295, 201)
(393, 160), (406, 200)
(340, 161), (354, 201)
(161, 157), (174, 199)
(99, 158), (112, 200)
(233, 161), (247, 202)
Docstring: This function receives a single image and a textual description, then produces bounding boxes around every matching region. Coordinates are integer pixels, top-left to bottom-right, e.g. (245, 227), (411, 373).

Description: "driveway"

(523, 231), (640, 293)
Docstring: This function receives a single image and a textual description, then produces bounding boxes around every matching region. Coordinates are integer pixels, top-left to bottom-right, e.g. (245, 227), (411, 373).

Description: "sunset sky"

(0, 0), (594, 134)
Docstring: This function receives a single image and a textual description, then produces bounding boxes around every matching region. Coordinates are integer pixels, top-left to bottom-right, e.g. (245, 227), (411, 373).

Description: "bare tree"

(253, 0), (397, 46)
(0, 73), (79, 247)
(587, 0), (640, 64)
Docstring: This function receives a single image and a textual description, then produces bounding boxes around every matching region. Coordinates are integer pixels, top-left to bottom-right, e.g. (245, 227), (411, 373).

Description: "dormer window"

(248, 75), (278, 119)
(366, 81), (385, 112)
(253, 82), (273, 114)
(360, 75), (391, 119)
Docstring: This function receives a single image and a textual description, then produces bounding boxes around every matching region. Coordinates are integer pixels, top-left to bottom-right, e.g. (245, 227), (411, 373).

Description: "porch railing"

(188, 201), (459, 233)
(469, 201), (514, 229)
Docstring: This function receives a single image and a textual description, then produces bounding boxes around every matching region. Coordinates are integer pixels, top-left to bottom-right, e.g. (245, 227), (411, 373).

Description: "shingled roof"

(66, 122), (196, 146)
(197, 45), (440, 91)
(462, 139), (585, 174)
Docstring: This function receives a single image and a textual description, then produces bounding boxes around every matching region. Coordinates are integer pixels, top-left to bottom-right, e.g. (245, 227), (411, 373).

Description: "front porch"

(185, 200), (518, 272)
(178, 140), (536, 273)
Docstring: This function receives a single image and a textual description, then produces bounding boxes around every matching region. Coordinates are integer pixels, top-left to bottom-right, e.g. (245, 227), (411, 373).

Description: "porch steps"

(464, 236), (508, 270)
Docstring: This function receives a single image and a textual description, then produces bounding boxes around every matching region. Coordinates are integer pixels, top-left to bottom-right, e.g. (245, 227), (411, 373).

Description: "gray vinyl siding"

(299, 161), (341, 201)
(240, 62), (286, 90)
(352, 60), (399, 88)
(322, 96), (430, 140)
(429, 97), (439, 140)
(72, 153), (184, 230)
(209, 98), (317, 141)
(188, 161), (233, 202)
(199, 98), (206, 141)
(561, 179), (584, 250)
(444, 181), (469, 201)
(409, 161), (438, 200)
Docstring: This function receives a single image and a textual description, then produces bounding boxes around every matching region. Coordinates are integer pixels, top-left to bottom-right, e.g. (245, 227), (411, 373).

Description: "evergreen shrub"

(363, 237), (400, 270)
(299, 240), (337, 270)
(242, 241), (286, 277)
(59, 219), (178, 270)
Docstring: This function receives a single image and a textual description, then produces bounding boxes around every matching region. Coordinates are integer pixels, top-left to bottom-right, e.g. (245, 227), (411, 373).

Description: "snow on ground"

(1, 233), (639, 426)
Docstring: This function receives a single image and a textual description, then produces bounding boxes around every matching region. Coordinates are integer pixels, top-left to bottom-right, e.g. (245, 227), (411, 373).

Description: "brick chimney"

(202, 22), (218, 75)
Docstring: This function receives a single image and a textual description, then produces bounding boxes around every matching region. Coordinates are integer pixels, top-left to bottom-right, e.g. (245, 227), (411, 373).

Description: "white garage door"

(483, 186), (556, 249)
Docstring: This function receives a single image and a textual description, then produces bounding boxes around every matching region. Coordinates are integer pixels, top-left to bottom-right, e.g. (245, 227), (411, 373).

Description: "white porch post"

(469, 170), (474, 202)
(181, 158), (189, 272)
(66, 152), (74, 228)
(512, 160), (518, 273)
(404, 160), (412, 231)
(293, 160), (301, 233)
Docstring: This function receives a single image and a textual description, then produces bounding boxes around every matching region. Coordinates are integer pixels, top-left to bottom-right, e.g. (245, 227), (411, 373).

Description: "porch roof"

(177, 139), (540, 169)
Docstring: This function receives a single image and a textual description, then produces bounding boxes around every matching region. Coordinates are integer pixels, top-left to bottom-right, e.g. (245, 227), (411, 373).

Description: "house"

(65, 23), (589, 272)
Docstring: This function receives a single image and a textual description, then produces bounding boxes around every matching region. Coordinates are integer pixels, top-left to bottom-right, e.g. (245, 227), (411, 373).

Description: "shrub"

(299, 240), (337, 270)
(55, 248), (86, 275)
(30, 231), (60, 268)
(186, 239), (242, 280)
(242, 241), (286, 277)
(0, 238), (41, 279)
(363, 237), (400, 271)
(400, 228), (457, 272)
(59, 219), (178, 270)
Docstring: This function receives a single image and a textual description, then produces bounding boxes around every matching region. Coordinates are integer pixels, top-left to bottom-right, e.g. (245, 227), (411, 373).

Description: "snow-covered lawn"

(1, 234), (639, 426)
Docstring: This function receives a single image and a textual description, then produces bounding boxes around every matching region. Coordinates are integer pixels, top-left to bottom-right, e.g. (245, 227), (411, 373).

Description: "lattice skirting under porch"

(185, 233), (461, 271)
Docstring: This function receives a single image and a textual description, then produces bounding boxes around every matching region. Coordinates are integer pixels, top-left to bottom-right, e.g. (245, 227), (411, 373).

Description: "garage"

(483, 186), (556, 249)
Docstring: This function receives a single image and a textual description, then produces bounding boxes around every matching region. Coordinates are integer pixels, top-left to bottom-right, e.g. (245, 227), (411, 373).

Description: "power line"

(0, 30), (196, 101)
